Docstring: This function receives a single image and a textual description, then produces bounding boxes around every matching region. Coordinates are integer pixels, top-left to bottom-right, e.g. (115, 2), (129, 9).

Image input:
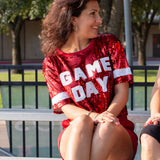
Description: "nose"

(96, 14), (102, 24)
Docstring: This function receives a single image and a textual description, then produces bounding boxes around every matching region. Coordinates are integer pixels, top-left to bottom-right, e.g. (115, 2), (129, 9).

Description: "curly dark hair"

(41, 0), (101, 56)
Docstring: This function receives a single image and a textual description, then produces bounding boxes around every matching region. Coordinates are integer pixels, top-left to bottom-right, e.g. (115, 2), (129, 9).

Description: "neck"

(61, 33), (91, 53)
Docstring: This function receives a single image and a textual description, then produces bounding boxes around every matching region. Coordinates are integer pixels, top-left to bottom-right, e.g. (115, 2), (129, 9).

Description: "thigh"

(59, 115), (94, 159)
(59, 124), (73, 159)
(91, 122), (134, 160)
(141, 134), (160, 160)
(108, 124), (134, 160)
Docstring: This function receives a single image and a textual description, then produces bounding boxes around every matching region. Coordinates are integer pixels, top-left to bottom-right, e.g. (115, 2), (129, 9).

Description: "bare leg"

(141, 134), (160, 160)
(90, 121), (134, 160)
(60, 115), (94, 160)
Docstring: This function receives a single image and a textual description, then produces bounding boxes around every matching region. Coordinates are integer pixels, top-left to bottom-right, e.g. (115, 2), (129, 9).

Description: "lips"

(92, 26), (98, 29)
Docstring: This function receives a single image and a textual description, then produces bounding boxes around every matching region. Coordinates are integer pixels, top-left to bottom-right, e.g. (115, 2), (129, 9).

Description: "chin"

(88, 33), (98, 39)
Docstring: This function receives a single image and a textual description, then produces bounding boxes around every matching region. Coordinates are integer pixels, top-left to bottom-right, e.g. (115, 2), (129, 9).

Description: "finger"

(101, 115), (114, 122)
(152, 118), (160, 125)
(101, 112), (117, 121)
(98, 112), (120, 125)
(101, 116), (120, 125)
(94, 116), (105, 124)
(153, 121), (159, 125)
(146, 117), (152, 123)
(144, 120), (153, 127)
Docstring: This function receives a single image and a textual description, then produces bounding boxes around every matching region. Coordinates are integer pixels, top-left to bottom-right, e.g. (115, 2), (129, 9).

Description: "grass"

(0, 69), (158, 82)
(133, 70), (158, 82)
(0, 71), (45, 82)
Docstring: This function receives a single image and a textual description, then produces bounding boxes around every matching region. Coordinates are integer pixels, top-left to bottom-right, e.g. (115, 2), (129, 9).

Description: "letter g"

(60, 71), (73, 86)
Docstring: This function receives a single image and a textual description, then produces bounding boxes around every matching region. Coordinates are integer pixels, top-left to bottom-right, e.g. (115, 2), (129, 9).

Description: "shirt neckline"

(56, 38), (94, 56)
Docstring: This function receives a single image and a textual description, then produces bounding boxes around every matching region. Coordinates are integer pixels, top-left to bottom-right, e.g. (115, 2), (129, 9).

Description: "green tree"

(131, 0), (160, 65)
(0, 0), (52, 73)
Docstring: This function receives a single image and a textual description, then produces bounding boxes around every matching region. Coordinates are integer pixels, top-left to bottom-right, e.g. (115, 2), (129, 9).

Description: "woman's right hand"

(93, 111), (120, 125)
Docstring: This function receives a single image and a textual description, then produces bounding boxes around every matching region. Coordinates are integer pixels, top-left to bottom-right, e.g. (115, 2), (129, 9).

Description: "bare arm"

(61, 103), (98, 120)
(150, 67), (160, 115)
(62, 82), (129, 124)
(107, 82), (129, 116)
(94, 82), (129, 124)
(145, 67), (160, 126)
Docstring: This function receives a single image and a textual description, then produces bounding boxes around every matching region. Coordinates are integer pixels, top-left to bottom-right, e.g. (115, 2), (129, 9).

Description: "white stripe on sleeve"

(113, 67), (132, 79)
(52, 92), (70, 105)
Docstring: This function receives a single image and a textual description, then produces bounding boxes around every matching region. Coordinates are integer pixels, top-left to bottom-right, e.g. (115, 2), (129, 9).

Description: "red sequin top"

(43, 34), (133, 117)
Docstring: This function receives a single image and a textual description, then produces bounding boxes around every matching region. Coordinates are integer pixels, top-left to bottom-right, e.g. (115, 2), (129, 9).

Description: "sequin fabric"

(43, 34), (133, 117)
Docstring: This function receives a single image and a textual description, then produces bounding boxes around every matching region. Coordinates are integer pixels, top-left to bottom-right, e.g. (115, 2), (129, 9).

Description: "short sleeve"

(106, 34), (133, 86)
(43, 56), (73, 114)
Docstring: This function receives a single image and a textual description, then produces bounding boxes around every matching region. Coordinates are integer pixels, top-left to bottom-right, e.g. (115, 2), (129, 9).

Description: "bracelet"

(87, 110), (92, 116)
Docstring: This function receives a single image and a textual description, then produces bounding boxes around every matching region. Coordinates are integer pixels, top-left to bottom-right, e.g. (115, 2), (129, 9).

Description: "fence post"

(123, 0), (133, 66)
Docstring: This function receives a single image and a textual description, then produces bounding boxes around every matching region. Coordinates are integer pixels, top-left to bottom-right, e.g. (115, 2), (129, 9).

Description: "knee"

(99, 121), (118, 133)
(96, 121), (120, 139)
(141, 134), (152, 149)
(71, 114), (94, 131)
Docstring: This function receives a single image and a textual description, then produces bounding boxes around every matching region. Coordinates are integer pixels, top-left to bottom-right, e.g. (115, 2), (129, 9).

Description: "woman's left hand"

(94, 111), (120, 125)
(144, 113), (160, 126)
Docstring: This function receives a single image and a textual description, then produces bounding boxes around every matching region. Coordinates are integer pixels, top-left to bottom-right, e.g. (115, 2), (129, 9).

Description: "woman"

(140, 67), (160, 160)
(41, 0), (138, 159)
